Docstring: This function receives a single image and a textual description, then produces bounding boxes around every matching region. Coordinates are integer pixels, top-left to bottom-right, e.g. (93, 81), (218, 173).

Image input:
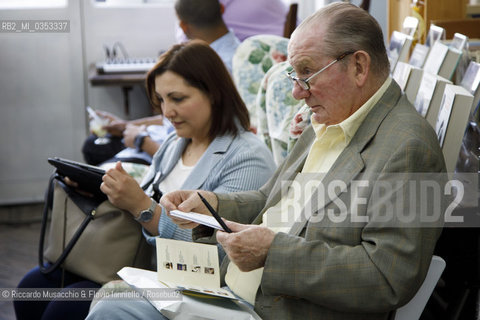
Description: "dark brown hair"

(146, 40), (250, 140)
(175, 0), (223, 29)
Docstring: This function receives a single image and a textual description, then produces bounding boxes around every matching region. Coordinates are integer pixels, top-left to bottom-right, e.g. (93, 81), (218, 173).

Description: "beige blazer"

(194, 81), (447, 320)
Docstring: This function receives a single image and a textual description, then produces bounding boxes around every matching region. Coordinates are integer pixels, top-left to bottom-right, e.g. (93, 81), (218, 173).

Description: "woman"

(15, 40), (275, 320)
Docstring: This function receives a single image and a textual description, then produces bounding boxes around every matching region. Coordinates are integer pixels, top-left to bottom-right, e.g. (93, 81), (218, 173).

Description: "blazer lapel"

(261, 126), (315, 216)
(289, 148), (365, 235)
(181, 134), (235, 190)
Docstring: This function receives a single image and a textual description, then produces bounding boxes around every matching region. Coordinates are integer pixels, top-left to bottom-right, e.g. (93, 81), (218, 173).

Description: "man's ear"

(352, 50), (370, 87)
(220, 3), (225, 15)
(179, 20), (189, 35)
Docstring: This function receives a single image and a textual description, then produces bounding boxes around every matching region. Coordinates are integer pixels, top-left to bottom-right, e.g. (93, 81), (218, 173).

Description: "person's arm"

(123, 124), (160, 157)
(95, 111), (164, 137)
(129, 114), (164, 127)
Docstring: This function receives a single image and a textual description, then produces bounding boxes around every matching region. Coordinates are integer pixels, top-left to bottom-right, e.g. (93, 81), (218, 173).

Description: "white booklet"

(170, 210), (225, 231)
(156, 238), (237, 299)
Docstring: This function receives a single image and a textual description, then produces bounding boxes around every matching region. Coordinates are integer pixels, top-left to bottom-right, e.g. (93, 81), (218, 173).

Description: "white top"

(158, 157), (194, 194)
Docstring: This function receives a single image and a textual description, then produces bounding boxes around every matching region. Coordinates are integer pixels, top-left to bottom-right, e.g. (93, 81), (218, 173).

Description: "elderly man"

(164, 3), (447, 319)
(88, 3), (447, 319)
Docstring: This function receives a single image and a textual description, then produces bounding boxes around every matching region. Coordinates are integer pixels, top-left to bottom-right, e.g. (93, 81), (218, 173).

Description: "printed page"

(392, 62), (412, 91)
(409, 44), (429, 68)
(156, 238), (236, 299)
(414, 73), (437, 117)
(460, 62), (480, 95)
(435, 86), (455, 148)
(388, 31), (406, 72)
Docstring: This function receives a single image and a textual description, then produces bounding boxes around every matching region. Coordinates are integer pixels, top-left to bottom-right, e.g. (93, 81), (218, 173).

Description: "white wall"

(83, 1), (177, 120)
(0, 0), (176, 204)
(298, 0), (388, 43)
(0, 3), (84, 204)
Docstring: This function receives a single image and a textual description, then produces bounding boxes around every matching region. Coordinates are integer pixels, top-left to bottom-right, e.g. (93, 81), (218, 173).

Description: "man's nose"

(292, 82), (310, 100)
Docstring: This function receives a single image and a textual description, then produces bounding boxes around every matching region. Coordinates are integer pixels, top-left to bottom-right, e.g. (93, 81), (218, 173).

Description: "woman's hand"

(63, 176), (94, 198)
(100, 161), (150, 214)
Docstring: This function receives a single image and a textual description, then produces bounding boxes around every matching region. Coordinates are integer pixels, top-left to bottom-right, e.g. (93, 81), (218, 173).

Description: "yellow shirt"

(226, 77), (392, 305)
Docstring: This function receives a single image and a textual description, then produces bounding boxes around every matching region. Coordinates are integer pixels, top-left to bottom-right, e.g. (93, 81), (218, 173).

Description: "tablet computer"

(48, 157), (106, 199)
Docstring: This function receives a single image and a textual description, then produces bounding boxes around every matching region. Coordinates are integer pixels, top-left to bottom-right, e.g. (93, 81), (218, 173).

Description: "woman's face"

(155, 71), (212, 142)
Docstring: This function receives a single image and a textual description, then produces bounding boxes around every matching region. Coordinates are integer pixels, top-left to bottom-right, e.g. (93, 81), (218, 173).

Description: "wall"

(82, 1), (176, 120)
(0, 0), (176, 204)
(0, 2), (84, 204)
(323, 0), (388, 42)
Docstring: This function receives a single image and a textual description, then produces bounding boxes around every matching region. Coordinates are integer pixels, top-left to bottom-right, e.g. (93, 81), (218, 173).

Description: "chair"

(394, 255), (446, 320)
(232, 35), (289, 132)
(255, 61), (305, 165)
(283, 3), (298, 38)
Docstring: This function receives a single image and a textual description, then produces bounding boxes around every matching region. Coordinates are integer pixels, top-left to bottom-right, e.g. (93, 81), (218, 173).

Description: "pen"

(197, 192), (232, 233)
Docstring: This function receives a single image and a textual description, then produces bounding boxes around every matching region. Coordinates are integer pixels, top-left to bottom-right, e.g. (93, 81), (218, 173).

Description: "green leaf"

(261, 57), (273, 73)
(248, 81), (260, 94)
(259, 42), (271, 52)
(248, 49), (265, 64)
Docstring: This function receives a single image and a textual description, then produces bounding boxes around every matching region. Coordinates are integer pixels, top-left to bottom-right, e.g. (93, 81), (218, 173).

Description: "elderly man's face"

(288, 28), (358, 126)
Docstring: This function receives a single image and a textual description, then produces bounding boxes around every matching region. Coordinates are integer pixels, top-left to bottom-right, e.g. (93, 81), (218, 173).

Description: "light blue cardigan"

(142, 129), (275, 245)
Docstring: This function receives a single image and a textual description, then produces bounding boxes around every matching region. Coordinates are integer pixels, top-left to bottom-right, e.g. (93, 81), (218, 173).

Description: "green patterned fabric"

(255, 61), (307, 165)
(232, 35), (289, 131)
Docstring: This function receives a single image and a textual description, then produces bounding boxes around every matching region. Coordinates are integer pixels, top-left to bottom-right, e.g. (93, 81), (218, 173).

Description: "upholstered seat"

(232, 35), (289, 132)
(255, 61), (306, 165)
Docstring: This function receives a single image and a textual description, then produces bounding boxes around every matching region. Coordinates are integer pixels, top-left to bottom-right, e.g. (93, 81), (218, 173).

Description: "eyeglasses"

(287, 51), (355, 90)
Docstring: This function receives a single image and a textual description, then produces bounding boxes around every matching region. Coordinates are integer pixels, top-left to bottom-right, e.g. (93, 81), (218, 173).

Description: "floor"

(0, 204), (43, 320)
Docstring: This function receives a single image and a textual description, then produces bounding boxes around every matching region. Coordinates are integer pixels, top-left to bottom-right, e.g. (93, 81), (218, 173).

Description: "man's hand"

(100, 161), (150, 214)
(123, 124), (146, 149)
(161, 190), (218, 229)
(96, 110), (127, 137)
(217, 221), (275, 272)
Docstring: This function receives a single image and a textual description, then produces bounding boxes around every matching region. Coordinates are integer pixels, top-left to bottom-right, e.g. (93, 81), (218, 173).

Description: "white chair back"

(395, 255), (446, 320)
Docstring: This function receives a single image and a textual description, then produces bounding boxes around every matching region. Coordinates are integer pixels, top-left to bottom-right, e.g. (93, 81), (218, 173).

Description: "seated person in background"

(82, 112), (173, 166)
(176, 0), (289, 42)
(89, 3), (447, 319)
(83, 0), (237, 171)
(14, 40), (275, 320)
(175, 0), (240, 74)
